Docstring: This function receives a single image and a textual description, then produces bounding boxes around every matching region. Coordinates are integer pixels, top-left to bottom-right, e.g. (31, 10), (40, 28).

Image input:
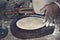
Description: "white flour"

(16, 17), (45, 30)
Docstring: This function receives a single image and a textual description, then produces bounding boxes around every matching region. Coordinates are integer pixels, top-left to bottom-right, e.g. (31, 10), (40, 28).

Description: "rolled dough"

(16, 17), (45, 30)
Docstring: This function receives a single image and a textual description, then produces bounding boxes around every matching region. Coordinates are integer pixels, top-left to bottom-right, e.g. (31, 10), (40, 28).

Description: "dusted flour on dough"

(16, 17), (45, 30)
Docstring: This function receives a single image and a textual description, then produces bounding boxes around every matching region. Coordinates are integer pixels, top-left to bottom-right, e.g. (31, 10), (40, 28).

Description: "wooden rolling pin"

(17, 8), (33, 11)
(5, 8), (35, 14)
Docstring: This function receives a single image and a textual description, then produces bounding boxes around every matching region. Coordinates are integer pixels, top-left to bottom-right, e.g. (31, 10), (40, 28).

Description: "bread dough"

(16, 17), (45, 30)
(33, 0), (57, 14)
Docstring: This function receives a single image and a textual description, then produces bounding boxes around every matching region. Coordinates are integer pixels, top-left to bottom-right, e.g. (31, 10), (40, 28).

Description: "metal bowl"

(0, 26), (8, 39)
(10, 14), (55, 39)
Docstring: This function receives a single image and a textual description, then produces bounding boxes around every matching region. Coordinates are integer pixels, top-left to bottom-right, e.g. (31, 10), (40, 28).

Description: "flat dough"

(33, 0), (57, 14)
(16, 17), (45, 30)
